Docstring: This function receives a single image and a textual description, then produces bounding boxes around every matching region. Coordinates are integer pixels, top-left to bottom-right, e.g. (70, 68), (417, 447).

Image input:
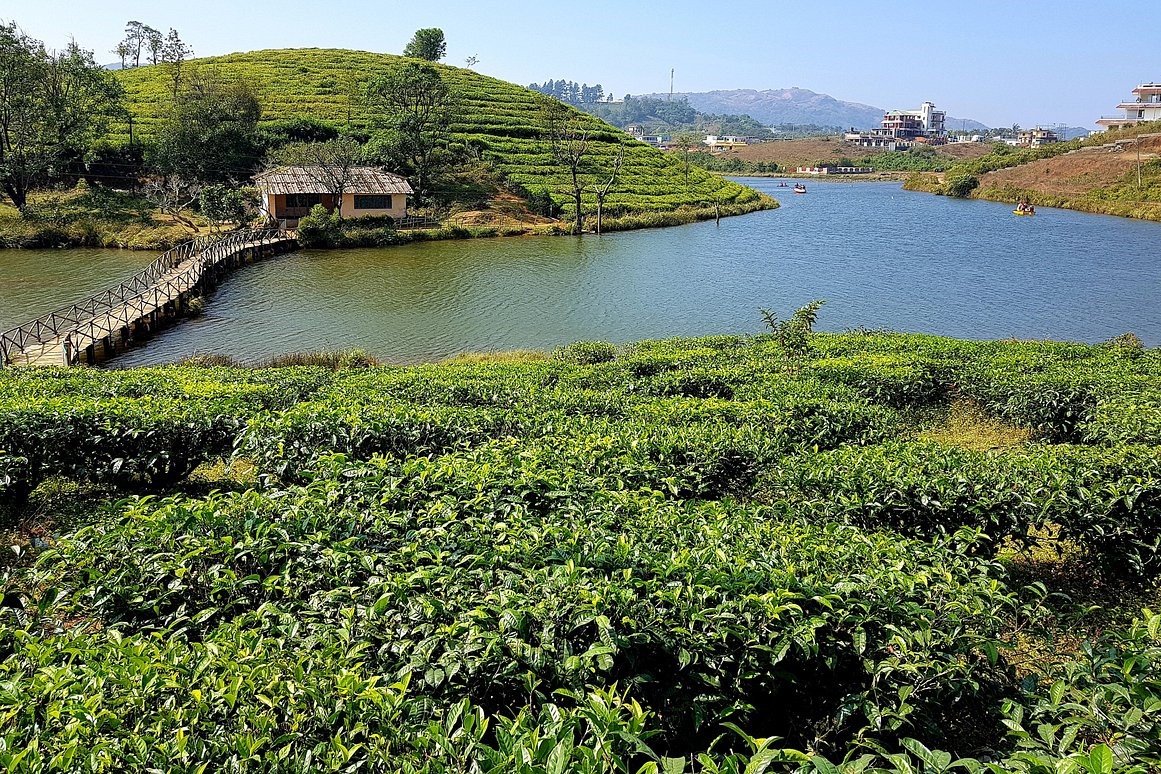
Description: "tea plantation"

(2, 333), (1160, 772)
(114, 49), (767, 223)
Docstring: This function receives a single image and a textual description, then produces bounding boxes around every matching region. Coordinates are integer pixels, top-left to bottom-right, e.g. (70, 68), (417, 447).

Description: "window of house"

(285, 193), (322, 209)
(354, 195), (393, 210)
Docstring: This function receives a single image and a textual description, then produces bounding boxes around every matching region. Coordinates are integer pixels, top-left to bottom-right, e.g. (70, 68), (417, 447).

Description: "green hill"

(114, 49), (771, 221)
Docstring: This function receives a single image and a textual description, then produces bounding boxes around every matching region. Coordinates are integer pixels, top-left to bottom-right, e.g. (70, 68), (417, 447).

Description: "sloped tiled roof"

(253, 166), (413, 195)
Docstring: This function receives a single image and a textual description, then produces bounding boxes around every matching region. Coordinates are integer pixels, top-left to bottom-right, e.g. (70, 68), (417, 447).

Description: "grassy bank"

(2, 330), (1160, 771)
(0, 187), (209, 250)
(903, 121), (1161, 223)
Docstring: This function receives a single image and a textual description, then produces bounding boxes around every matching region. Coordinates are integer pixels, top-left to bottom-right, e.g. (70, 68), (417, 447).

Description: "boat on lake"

(793, 184), (807, 194)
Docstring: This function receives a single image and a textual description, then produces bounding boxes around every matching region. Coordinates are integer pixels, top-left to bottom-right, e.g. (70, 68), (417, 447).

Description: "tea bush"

(3, 331), (1161, 770)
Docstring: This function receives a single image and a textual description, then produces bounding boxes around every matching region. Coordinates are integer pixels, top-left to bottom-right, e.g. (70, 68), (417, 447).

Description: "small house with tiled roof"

(254, 166), (413, 226)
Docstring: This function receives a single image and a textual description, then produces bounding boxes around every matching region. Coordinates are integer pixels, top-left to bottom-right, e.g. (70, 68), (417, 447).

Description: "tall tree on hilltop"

(160, 28), (193, 98)
(112, 41), (130, 69)
(402, 28), (446, 62)
(120, 21), (147, 67)
(144, 26), (163, 66)
(365, 62), (454, 204)
(0, 24), (123, 210)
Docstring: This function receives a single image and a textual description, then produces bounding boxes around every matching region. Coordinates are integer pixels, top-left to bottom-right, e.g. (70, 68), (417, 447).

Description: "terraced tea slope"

(115, 49), (768, 220)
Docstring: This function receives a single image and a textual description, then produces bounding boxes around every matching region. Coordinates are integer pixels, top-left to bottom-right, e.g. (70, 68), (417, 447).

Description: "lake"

(3, 179), (1161, 366)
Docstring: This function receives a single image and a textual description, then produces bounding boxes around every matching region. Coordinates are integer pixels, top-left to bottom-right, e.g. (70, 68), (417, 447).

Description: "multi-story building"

(880, 101), (946, 139)
(846, 101), (947, 148)
(1097, 83), (1161, 129)
(1017, 127), (1059, 147)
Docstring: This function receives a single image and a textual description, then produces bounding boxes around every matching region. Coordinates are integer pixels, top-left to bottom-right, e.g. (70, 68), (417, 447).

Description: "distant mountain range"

(641, 88), (990, 132)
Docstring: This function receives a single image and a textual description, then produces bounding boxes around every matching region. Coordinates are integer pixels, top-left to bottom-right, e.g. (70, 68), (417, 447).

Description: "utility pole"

(670, 68), (674, 101)
(1138, 134), (1143, 191)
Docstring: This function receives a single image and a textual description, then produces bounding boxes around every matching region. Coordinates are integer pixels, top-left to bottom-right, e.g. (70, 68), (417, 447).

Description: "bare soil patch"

(449, 192), (561, 227)
(980, 134), (1161, 196)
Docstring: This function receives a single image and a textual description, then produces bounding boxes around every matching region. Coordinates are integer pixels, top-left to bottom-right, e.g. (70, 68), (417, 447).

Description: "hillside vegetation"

(718, 137), (993, 175)
(113, 49), (771, 225)
(2, 330), (1161, 771)
(904, 122), (1161, 221)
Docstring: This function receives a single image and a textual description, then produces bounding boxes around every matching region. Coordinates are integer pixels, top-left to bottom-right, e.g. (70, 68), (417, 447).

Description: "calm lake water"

(3, 179), (1161, 366)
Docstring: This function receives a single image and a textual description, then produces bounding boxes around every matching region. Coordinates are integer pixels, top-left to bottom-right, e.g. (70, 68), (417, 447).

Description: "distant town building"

(626, 126), (673, 148)
(1097, 83), (1161, 129)
(845, 101), (947, 149)
(796, 165), (875, 175)
(703, 135), (748, 150)
(1016, 127), (1059, 147)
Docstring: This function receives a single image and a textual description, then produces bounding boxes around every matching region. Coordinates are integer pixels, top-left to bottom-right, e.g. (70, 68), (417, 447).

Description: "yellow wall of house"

(260, 192), (408, 222)
(341, 193), (408, 219)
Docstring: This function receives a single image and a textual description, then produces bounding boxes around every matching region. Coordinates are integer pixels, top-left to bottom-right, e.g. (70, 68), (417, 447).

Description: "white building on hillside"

(1097, 83), (1161, 129)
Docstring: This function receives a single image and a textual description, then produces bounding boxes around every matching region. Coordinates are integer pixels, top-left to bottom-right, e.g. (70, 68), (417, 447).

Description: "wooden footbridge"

(0, 228), (297, 367)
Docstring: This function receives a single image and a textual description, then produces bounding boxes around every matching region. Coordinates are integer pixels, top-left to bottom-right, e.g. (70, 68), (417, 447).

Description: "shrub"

(944, 172), (980, 198)
(554, 341), (618, 365)
(294, 203), (341, 247)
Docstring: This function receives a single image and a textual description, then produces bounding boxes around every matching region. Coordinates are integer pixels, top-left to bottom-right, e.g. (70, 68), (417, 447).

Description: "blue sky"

(4, 0), (1157, 128)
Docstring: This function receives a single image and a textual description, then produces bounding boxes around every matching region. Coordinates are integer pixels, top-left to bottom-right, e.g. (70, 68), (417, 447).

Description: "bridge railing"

(1, 228), (290, 367)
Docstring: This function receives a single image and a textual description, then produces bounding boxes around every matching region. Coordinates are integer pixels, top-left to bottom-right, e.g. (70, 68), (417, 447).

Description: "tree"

(112, 41), (130, 69)
(673, 131), (703, 183)
(0, 25), (124, 209)
(541, 97), (592, 234)
(151, 73), (261, 185)
(144, 26), (163, 66)
(160, 28), (192, 98)
(464, 55), (479, 69)
(120, 21), (147, 67)
(144, 173), (199, 230)
(274, 136), (366, 218)
(365, 63), (453, 204)
(198, 183), (257, 232)
(402, 28), (446, 62)
(586, 141), (625, 235)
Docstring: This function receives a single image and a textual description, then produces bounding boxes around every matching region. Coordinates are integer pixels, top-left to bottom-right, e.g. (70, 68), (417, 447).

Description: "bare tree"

(144, 174), (200, 230)
(541, 98), (591, 234)
(276, 137), (366, 218)
(586, 141), (625, 235)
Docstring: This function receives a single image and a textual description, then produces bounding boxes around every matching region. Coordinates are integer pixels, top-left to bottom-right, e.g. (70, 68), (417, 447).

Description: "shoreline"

(902, 173), (1161, 224)
(733, 171), (909, 182)
(0, 196), (779, 252)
